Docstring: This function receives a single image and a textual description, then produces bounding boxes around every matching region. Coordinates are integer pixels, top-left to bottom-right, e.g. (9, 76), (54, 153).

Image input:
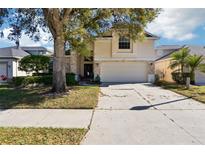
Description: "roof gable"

(0, 46), (30, 59)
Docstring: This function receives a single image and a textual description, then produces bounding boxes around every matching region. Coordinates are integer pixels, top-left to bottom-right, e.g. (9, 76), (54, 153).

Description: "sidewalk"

(0, 109), (93, 128)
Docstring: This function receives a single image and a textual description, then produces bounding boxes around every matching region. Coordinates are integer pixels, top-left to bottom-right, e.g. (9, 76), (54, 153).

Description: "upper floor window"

(119, 36), (130, 49)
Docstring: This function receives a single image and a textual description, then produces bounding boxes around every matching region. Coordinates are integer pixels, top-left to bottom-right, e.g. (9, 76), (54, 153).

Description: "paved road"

(82, 83), (205, 144)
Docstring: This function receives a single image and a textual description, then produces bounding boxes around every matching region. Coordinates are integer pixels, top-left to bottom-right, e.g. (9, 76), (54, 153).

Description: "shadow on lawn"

(0, 87), (64, 109)
(130, 97), (191, 110)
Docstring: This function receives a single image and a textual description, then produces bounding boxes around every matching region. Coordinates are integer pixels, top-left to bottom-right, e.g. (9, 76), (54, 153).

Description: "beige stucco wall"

(94, 31), (157, 60)
(155, 58), (175, 82)
(134, 40), (156, 58)
(94, 39), (112, 59)
(64, 56), (71, 73)
(93, 63), (100, 78)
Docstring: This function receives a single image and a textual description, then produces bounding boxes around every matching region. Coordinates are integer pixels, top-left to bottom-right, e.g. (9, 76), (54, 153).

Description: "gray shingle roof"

(21, 46), (48, 51)
(0, 46), (30, 59)
(156, 45), (183, 50)
(155, 45), (205, 61)
(185, 45), (205, 56)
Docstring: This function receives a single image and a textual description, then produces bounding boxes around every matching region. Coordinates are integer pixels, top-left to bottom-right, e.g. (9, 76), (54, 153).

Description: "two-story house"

(66, 30), (159, 82)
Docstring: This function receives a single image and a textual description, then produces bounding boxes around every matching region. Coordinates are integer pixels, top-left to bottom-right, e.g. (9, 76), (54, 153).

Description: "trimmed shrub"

(154, 74), (160, 84)
(12, 73), (77, 87)
(12, 75), (52, 86)
(19, 55), (50, 74)
(32, 72), (52, 76)
(66, 73), (78, 86)
(171, 72), (190, 84)
(12, 76), (25, 86)
(94, 75), (101, 84)
(39, 75), (52, 85)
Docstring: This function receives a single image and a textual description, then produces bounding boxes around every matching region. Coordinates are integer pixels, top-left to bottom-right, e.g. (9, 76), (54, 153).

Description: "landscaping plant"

(19, 55), (50, 75)
(170, 47), (204, 85)
(186, 54), (204, 84)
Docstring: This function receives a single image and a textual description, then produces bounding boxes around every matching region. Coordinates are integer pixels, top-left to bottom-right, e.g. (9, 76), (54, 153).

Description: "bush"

(19, 55), (50, 74)
(66, 73), (78, 86)
(12, 73), (77, 87)
(171, 72), (190, 84)
(32, 72), (52, 76)
(12, 75), (52, 86)
(12, 76), (25, 86)
(94, 75), (101, 84)
(154, 74), (160, 84)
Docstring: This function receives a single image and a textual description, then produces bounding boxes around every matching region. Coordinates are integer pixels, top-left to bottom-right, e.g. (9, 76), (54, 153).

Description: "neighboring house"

(0, 46), (51, 83)
(0, 47), (30, 83)
(21, 46), (52, 56)
(65, 30), (159, 82)
(155, 45), (182, 58)
(155, 45), (205, 85)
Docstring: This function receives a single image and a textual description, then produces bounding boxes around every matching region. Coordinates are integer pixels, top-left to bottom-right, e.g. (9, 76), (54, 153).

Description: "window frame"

(118, 36), (130, 49)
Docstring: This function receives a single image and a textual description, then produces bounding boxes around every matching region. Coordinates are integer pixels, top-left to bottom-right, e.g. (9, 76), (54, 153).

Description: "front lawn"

(0, 127), (87, 145)
(157, 81), (205, 104)
(0, 85), (99, 109)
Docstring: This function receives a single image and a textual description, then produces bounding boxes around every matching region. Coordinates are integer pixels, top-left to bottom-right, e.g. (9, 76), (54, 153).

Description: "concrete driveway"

(82, 83), (205, 144)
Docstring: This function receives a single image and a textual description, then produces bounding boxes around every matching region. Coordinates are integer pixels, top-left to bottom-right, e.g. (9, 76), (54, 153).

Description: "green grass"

(0, 85), (99, 109)
(157, 81), (205, 104)
(0, 127), (87, 145)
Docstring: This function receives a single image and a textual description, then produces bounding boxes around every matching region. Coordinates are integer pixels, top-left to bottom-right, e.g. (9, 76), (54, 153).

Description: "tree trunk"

(52, 35), (66, 93)
(190, 69), (195, 85)
(181, 64), (184, 74)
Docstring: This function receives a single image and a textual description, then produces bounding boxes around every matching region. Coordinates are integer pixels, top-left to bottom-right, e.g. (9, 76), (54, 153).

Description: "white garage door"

(100, 62), (148, 82)
(0, 63), (7, 82)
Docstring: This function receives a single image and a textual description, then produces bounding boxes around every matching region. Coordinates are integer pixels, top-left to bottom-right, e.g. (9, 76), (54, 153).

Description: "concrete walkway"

(0, 109), (93, 128)
(82, 83), (205, 144)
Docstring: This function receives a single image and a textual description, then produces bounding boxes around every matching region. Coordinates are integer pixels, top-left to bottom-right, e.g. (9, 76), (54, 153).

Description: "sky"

(1, 8), (205, 51)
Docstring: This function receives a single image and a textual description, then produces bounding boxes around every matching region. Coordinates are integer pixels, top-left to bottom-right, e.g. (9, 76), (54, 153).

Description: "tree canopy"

(1, 8), (160, 55)
(19, 55), (50, 74)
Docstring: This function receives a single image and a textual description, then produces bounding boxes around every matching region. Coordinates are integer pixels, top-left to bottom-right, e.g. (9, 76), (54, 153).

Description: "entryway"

(84, 64), (94, 79)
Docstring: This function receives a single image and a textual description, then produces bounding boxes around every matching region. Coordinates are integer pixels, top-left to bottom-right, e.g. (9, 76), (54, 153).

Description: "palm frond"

(169, 47), (190, 72)
(186, 54), (204, 70)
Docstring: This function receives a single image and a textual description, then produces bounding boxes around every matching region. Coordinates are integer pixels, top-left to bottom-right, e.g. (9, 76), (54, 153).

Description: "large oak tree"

(0, 8), (160, 93)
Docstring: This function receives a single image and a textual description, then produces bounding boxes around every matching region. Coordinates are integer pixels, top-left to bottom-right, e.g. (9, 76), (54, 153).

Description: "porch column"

(94, 62), (100, 78)
(70, 51), (78, 74)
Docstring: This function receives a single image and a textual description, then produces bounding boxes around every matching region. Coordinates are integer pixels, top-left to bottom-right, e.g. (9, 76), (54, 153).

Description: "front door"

(84, 64), (93, 79)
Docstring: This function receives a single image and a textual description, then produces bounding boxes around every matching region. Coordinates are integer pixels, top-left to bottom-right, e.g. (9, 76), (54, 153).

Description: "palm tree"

(186, 54), (204, 84)
(169, 47), (190, 74)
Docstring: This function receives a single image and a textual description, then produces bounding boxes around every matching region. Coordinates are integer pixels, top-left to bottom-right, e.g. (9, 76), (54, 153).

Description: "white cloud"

(147, 8), (205, 41)
(0, 27), (53, 48)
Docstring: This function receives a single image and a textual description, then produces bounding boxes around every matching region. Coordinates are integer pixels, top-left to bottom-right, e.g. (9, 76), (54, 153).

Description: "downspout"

(16, 59), (18, 77)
